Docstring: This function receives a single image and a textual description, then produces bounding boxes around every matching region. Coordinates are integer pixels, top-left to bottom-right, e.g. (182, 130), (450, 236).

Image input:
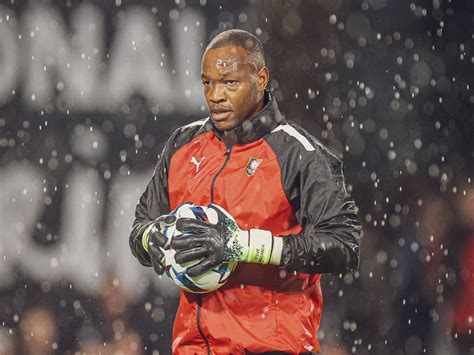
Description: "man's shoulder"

(270, 120), (337, 153)
(167, 117), (212, 148)
(177, 117), (211, 133)
(266, 120), (343, 168)
(174, 117), (211, 137)
(270, 120), (319, 151)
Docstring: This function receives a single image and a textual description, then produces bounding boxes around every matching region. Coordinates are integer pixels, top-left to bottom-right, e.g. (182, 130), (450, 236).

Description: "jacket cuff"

(280, 236), (295, 268)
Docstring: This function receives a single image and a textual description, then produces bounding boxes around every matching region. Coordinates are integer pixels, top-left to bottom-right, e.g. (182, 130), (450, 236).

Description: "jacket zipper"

(197, 295), (210, 355)
(196, 146), (231, 355)
(210, 146), (231, 203)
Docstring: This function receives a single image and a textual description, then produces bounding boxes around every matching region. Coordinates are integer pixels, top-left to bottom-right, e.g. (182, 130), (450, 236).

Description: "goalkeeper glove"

(142, 214), (177, 275)
(171, 204), (283, 277)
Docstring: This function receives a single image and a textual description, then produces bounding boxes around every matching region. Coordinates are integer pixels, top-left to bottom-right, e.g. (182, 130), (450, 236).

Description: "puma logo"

(190, 156), (205, 172)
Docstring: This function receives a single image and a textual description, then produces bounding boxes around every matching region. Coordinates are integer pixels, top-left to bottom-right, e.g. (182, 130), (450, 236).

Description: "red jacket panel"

(168, 131), (322, 353)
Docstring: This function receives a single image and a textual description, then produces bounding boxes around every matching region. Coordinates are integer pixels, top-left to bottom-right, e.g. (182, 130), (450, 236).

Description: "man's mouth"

(211, 109), (232, 121)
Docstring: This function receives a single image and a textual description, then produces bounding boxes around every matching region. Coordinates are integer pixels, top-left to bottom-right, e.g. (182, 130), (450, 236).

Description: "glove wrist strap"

(142, 223), (155, 254)
(269, 237), (283, 266)
(237, 229), (279, 264)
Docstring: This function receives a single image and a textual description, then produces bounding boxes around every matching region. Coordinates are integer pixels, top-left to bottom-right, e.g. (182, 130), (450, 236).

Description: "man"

(130, 29), (361, 354)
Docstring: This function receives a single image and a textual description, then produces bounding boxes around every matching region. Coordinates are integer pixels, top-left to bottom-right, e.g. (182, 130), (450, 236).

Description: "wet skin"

(201, 45), (269, 133)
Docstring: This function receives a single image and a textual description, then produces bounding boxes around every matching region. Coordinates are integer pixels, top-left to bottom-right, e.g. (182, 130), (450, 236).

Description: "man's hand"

(142, 214), (177, 275)
(171, 204), (283, 277)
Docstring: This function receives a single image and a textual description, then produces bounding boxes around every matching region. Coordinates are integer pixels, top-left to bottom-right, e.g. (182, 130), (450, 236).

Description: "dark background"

(0, 0), (472, 354)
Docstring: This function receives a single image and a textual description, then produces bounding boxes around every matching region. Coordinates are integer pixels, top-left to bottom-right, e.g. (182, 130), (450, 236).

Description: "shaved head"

(204, 29), (265, 70)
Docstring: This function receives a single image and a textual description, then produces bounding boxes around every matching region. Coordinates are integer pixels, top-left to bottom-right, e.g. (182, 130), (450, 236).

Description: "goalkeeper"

(130, 29), (361, 354)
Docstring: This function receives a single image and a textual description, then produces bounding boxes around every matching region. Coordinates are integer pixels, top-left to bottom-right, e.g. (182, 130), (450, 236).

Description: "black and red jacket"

(130, 91), (361, 354)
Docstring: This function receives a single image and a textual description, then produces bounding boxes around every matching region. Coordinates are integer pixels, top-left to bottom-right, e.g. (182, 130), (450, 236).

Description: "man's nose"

(208, 83), (225, 103)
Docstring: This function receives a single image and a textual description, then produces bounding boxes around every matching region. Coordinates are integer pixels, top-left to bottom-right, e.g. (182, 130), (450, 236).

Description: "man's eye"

(225, 80), (237, 86)
(202, 81), (211, 87)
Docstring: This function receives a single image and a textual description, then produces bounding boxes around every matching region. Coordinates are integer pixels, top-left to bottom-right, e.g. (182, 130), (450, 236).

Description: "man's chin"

(212, 120), (236, 132)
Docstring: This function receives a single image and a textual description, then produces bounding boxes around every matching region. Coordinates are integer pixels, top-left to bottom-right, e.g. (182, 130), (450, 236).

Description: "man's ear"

(257, 67), (269, 91)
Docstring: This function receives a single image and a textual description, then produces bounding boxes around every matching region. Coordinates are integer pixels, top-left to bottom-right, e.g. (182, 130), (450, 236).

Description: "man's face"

(201, 45), (265, 132)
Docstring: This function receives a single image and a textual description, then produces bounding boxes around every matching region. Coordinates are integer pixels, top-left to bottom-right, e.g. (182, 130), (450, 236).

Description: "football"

(161, 202), (238, 294)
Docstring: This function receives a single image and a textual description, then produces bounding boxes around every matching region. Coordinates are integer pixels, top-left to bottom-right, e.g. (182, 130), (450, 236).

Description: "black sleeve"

(280, 146), (361, 275)
(266, 124), (361, 275)
(129, 132), (177, 267)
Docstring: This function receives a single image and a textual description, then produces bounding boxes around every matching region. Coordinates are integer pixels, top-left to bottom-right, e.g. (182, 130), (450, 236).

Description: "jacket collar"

(210, 90), (283, 147)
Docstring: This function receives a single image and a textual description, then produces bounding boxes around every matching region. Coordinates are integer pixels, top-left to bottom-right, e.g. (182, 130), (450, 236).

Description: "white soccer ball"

(161, 202), (237, 294)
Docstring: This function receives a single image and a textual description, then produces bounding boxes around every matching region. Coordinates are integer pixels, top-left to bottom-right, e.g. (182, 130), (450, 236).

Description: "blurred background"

(0, 0), (472, 354)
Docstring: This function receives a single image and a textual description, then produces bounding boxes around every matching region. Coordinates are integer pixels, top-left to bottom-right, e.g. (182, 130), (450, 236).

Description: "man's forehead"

(201, 45), (252, 74)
